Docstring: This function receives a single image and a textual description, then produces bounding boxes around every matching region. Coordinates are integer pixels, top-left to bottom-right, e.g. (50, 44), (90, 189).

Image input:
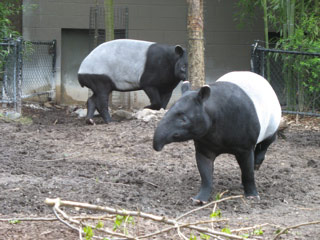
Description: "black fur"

(78, 42), (187, 124)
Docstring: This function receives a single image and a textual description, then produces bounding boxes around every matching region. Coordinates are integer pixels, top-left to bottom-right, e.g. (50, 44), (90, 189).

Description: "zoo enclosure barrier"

(0, 38), (56, 114)
(0, 38), (23, 113)
(251, 41), (320, 117)
(89, 5), (132, 109)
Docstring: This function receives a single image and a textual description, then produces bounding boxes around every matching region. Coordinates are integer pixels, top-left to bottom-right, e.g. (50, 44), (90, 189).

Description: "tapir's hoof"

(245, 195), (260, 203)
(191, 197), (208, 206)
(254, 164), (261, 170)
(86, 118), (95, 125)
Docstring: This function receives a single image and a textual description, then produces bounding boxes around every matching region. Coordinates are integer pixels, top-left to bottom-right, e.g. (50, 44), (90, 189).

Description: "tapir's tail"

(78, 74), (85, 88)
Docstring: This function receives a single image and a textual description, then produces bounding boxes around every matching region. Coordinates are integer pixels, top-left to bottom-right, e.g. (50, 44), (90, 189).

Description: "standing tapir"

(78, 39), (188, 124)
(153, 71), (281, 204)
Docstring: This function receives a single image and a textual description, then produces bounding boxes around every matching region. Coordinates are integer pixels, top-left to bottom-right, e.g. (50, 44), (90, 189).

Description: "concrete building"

(22, 0), (264, 107)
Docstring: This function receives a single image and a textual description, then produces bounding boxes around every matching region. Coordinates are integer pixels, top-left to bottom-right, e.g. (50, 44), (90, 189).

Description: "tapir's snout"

(153, 140), (164, 151)
(153, 119), (172, 151)
(153, 128), (166, 151)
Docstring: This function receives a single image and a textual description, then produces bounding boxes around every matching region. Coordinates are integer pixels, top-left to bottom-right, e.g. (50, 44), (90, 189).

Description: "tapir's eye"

(177, 112), (188, 124)
(181, 65), (186, 72)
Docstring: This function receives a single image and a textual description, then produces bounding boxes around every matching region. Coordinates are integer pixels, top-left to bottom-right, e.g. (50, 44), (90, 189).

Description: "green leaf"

(200, 233), (210, 239)
(210, 209), (221, 218)
(95, 221), (104, 229)
(113, 215), (134, 232)
(241, 233), (250, 238)
(275, 229), (281, 234)
(221, 228), (231, 234)
(215, 193), (221, 200)
(83, 226), (94, 240)
(189, 234), (197, 240)
(253, 228), (264, 236)
(8, 219), (20, 224)
(113, 215), (124, 231)
(125, 215), (134, 225)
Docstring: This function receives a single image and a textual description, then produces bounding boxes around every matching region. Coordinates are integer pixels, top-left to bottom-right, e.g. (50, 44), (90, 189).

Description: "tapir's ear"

(197, 85), (211, 104)
(175, 45), (184, 57)
(181, 81), (190, 94)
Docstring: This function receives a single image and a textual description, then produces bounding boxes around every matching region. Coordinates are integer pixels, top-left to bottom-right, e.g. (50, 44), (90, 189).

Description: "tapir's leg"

(86, 95), (97, 125)
(236, 150), (259, 199)
(193, 142), (216, 204)
(143, 87), (162, 110)
(95, 92), (112, 123)
(160, 92), (173, 109)
(254, 132), (277, 170)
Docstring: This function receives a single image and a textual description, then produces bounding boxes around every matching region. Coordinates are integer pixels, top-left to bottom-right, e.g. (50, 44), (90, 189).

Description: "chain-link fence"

(0, 38), (23, 113)
(0, 38), (56, 113)
(22, 40), (56, 99)
(89, 5), (131, 109)
(251, 41), (320, 116)
(89, 5), (128, 50)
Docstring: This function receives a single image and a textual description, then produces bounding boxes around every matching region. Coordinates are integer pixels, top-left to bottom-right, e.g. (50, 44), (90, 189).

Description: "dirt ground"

(0, 104), (319, 240)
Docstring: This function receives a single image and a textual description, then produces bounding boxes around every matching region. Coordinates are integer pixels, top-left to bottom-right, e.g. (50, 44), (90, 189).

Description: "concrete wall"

(22, 0), (264, 107)
(61, 29), (90, 103)
(204, 1), (264, 83)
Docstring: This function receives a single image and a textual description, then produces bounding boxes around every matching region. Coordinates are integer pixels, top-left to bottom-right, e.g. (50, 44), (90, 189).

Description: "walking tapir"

(153, 71), (281, 204)
(78, 39), (188, 124)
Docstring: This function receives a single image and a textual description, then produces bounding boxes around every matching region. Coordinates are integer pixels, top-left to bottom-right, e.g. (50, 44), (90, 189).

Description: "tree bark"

(104, 0), (114, 42)
(187, 0), (205, 90)
(104, 0), (114, 105)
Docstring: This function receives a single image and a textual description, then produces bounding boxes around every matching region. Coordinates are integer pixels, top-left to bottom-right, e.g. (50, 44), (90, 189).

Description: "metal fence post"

(50, 39), (57, 101)
(12, 39), (18, 112)
(250, 41), (260, 74)
(16, 38), (23, 114)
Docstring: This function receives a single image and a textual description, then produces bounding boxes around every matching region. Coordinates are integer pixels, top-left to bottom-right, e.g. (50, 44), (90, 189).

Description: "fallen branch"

(138, 218), (229, 239)
(231, 223), (272, 233)
(175, 195), (244, 221)
(52, 199), (131, 240)
(45, 197), (245, 240)
(0, 217), (57, 222)
(0, 215), (114, 222)
(273, 220), (320, 240)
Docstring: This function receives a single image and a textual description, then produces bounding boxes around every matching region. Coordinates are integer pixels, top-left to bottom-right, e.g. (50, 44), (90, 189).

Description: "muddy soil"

(0, 104), (319, 240)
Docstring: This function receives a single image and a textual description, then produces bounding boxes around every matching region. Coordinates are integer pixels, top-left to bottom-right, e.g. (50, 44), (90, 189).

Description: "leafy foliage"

(253, 228), (264, 236)
(189, 233), (197, 240)
(0, 0), (21, 70)
(221, 227), (231, 234)
(0, 0), (21, 39)
(113, 214), (134, 235)
(200, 233), (210, 239)
(83, 226), (94, 240)
(275, 4), (320, 111)
(234, 0), (260, 29)
(82, 221), (105, 240)
(8, 219), (21, 224)
(241, 233), (250, 238)
(210, 209), (221, 218)
(235, 0), (320, 111)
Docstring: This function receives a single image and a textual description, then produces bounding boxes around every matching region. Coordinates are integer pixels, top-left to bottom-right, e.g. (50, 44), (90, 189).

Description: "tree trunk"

(262, 0), (271, 82)
(104, 0), (114, 42)
(104, 0), (114, 105)
(187, 0), (205, 90)
(93, 0), (99, 48)
(285, 0), (296, 110)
